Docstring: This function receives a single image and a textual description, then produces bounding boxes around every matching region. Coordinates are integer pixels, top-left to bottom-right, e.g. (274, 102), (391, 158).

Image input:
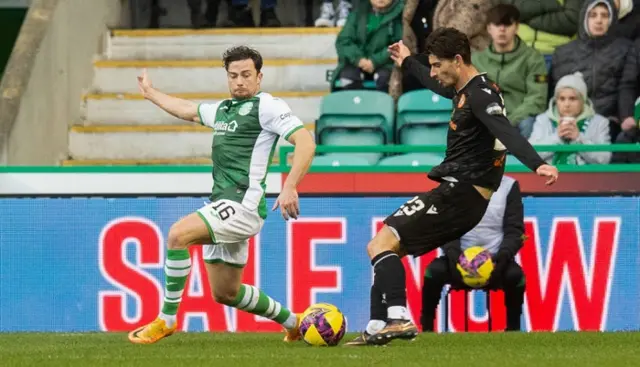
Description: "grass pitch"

(0, 332), (638, 366)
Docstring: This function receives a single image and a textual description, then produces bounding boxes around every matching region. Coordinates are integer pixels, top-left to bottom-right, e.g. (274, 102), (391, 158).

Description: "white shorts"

(196, 199), (263, 267)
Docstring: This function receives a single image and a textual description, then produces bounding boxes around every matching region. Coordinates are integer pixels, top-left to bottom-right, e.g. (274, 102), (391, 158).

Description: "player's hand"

(387, 40), (411, 67)
(536, 164), (558, 185)
(137, 68), (153, 98)
(272, 185), (300, 220)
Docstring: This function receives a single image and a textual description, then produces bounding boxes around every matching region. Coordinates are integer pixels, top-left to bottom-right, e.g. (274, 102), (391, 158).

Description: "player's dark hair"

(222, 45), (263, 72)
(425, 27), (472, 65)
(486, 4), (520, 26)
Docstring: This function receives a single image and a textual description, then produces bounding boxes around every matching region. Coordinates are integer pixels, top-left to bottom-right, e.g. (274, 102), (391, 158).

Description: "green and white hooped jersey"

(198, 92), (304, 219)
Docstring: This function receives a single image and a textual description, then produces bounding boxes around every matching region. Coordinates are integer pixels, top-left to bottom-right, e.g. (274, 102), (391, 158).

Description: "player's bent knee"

(366, 225), (402, 259)
(167, 222), (193, 250)
(167, 213), (211, 249)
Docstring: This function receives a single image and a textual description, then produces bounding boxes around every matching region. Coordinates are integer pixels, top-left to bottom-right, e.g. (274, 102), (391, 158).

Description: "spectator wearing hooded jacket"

(551, 0), (637, 140)
(472, 4), (548, 139)
(529, 72), (611, 165)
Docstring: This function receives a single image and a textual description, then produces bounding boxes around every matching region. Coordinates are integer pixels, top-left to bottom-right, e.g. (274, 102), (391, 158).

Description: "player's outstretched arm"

(272, 129), (316, 220)
(137, 69), (199, 122)
(470, 90), (559, 185)
(388, 41), (456, 99)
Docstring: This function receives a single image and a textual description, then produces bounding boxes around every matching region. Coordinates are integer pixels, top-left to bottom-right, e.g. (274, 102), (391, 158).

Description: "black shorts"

(383, 181), (489, 257)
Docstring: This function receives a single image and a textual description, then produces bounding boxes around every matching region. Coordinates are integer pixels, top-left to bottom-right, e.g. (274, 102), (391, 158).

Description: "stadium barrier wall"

(0, 169), (638, 333)
(0, 0), (122, 165)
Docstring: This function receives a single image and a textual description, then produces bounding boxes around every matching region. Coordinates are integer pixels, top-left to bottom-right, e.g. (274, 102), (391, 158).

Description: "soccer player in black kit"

(345, 28), (559, 346)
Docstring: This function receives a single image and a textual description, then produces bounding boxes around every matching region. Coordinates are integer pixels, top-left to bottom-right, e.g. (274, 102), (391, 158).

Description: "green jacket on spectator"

(472, 37), (549, 126)
(332, 0), (403, 86)
(499, 0), (585, 54)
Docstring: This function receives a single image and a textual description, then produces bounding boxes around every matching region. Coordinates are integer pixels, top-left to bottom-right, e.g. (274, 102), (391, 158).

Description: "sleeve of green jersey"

(198, 101), (221, 128)
(258, 96), (304, 140)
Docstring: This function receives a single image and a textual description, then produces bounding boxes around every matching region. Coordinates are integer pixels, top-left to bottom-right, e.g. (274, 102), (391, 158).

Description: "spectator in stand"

(472, 4), (548, 138)
(187, 0), (227, 28)
(612, 114), (640, 163)
(529, 72), (612, 165)
(551, 0), (637, 140)
(432, 0), (496, 51)
(331, 0), (403, 92)
(496, 0), (586, 56)
(610, 0), (640, 40)
(315, 0), (352, 27)
(223, 0), (280, 27)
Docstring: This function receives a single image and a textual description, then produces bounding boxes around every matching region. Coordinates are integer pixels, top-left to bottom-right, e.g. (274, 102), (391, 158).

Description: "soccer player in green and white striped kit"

(128, 46), (316, 344)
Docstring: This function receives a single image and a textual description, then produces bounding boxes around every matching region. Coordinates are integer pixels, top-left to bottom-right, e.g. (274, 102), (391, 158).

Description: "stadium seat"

(312, 154), (372, 166)
(316, 90), (395, 164)
(399, 124), (449, 147)
(396, 89), (453, 145)
(377, 153), (445, 167)
(320, 129), (384, 164)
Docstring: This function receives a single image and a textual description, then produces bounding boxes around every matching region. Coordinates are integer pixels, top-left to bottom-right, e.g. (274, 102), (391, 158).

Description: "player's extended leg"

(128, 212), (211, 344)
(204, 261), (301, 340)
(348, 225), (418, 346)
(344, 284), (387, 346)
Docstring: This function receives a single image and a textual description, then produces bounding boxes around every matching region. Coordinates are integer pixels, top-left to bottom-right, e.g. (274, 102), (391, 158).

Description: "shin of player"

(128, 45), (316, 344)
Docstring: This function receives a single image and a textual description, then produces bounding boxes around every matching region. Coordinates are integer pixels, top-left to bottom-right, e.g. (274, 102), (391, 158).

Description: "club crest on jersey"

(457, 94), (466, 108)
(238, 102), (253, 116)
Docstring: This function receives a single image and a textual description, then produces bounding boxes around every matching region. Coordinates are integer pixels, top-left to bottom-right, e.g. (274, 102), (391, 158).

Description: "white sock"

(388, 306), (411, 320)
(159, 312), (176, 328)
(365, 319), (386, 335)
(283, 313), (298, 330)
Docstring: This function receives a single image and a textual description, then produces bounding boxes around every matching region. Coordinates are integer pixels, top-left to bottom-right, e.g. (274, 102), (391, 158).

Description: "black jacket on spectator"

(612, 128), (640, 162)
(609, 0), (640, 41)
(551, 0), (637, 121)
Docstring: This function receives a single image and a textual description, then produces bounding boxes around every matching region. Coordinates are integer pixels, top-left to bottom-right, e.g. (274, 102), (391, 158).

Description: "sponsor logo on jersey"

(280, 112), (291, 120)
(212, 120), (238, 135)
(486, 102), (504, 116)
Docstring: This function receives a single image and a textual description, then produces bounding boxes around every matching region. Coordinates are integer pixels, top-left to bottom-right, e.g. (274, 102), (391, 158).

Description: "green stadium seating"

(396, 89), (453, 145)
(312, 154), (372, 166)
(316, 90), (395, 164)
(377, 153), (445, 166)
(399, 124), (449, 146)
(320, 129), (384, 164)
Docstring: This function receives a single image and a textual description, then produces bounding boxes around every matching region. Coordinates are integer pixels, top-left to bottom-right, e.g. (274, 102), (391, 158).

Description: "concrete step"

(67, 124), (314, 161)
(92, 59), (335, 93)
(83, 92), (324, 125)
(107, 28), (339, 60)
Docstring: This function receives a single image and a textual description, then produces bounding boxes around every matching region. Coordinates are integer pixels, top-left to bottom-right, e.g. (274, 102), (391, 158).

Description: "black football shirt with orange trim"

(401, 55), (545, 191)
